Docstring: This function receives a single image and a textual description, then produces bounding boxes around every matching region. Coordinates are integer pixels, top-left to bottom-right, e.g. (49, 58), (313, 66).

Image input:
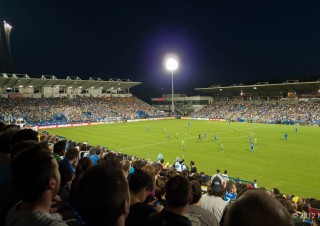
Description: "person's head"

(120, 160), (131, 177)
(216, 169), (220, 174)
(0, 128), (19, 154)
(77, 162), (130, 226)
(208, 174), (226, 197)
(226, 181), (237, 194)
(89, 148), (96, 156)
(155, 176), (167, 200)
(279, 199), (297, 214)
(223, 190), (294, 226)
(224, 170), (228, 174)
(190, 180), (202, 205)
(273, 188), (280, 196)
(165, 175), (191, 208)
(75, 157), (93, 179)
(53, 140), (67, 156)
(65, 147), (79, 164)
(10, 129), (38, 145)
(190, 161), (195, 166)
(11, 141), (60, 202)
(128, 169), (154, 202)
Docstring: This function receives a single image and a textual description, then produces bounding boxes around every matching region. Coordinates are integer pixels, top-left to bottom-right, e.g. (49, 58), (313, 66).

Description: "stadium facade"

(0, 21), (14, 73)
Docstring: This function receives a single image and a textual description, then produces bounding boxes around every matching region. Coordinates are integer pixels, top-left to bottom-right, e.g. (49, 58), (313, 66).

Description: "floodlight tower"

(166, 58), (178, 114)
(0, 21), (14, 73)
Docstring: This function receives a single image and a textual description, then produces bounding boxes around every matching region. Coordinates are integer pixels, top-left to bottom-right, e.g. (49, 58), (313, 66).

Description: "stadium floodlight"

(166, 58), (179, 113)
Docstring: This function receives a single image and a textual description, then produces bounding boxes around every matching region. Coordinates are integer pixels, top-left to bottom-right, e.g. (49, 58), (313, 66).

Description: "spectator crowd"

(192, 100), (320, 125)
(0, 96), (159, 125)
(0, 122), (319, 226)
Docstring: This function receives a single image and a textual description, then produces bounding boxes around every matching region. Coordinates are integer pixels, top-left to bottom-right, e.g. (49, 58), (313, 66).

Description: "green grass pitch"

(43, 119), (320, 198)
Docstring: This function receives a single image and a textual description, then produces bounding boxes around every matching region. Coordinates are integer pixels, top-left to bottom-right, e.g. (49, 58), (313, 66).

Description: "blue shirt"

(224, 191), (237, 201)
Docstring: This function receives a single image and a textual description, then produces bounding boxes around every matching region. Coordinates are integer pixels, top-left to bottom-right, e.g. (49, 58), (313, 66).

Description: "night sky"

(1, 0), (320, 100)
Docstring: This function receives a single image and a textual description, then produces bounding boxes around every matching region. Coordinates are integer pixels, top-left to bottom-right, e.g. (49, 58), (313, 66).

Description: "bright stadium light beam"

(165, 57), (179, 114)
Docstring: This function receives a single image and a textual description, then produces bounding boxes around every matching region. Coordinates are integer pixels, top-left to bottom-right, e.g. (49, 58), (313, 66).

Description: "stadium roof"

(195, 80), (320, 96)
(0, 73), (141, 90)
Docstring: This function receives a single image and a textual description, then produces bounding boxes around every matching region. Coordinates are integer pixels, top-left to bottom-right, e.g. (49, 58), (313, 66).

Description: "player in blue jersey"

(214, 134), (217, 142)
(204, 131), (207, 141)
(146, 126), (150, 133)
(295, 127), (298, 134)
(250, 142), (254, 154)
(284, 132), (288, 140)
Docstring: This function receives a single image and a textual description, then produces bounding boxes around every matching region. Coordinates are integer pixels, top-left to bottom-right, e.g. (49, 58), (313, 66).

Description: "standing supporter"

(126, 169), (163, 226)
(174, 155), (185, 172)
(77, 160), (130, 226)
(58, 147), (78, 201)
(222, 190), (294, 226)
(201, 174), (227, 223)
(188, 180), (219, 226)
(190, 161), (197, 174)
(5, 142), (69, 226)
(69, 157), (93, 208)
(53, 140), (67, 162)
(221, 170), (229, 182)
(145, 175), (192, 226)
(85, 148), (99, 165)
(155, 176), (168, 209)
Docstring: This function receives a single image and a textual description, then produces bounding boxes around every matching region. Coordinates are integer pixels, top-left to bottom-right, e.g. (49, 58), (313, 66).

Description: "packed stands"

(0, 96), (159, 125)
(192, 100), (320, 125)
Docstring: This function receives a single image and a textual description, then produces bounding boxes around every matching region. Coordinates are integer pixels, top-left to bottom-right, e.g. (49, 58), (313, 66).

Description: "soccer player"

(163, 127), (167, 134)
(250, 142), (254, 154)
(214, 134), (217, 142)
(284, 132), (288, 140)
(180, 139), (185, 148)
(204, 131), (207, 141)
(168, 131), (171, 140)
(146, 126), (150, 133)
(221, 142), (224, 152)
(198, 134), (201, 141)
(295, 127), (298, 134)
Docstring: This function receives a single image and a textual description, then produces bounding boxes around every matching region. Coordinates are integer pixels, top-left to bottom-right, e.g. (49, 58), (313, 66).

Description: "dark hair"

(11, 142), (56, 202)
(77, 162), (129, 226)
(128, 169), (154, 193)
(120, 160), (131, 172)
(155, 176), (167, 201)
(53, 140), (67, 155)
(224, 170), (228, 174)
(0, 128), (19, 153)
(166, 175), (190, 208)
(190, 161), (195, 166)
(273, 188), (280, 195)
(65, 147), (79, 161)
(190, 180), (202, 204)
(75, 157), (93, 179)
(223, 190), (294, 226)
(10, 129), (38, 145)
(226, 181), (235, 192)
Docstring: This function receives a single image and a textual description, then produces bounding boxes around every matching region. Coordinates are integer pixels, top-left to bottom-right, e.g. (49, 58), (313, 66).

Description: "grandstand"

(195, 79), (320, 99)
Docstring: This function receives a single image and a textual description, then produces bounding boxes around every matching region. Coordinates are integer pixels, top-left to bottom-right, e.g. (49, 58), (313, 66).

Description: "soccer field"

(43, 119), (320, 198)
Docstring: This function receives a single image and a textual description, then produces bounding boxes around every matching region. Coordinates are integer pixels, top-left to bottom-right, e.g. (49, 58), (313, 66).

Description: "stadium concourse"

(0, 97), (320, 226)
